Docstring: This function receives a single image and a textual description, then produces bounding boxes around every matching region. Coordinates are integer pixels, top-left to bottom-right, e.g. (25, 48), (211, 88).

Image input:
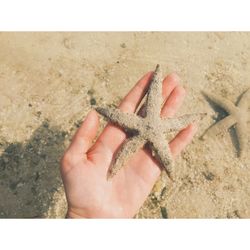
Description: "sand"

(0, 32), (249, 218)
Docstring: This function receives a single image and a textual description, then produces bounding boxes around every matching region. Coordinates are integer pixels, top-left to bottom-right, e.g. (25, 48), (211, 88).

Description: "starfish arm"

(203, 91), (238, 115)
(96, 106), (141, 131)
(201, 115), (236, 139)
(149, 137), (174, 180)
(145, 64), (163, 118)
(107, 136), (146, 179)
(238, 88), (250, 109)
(235, 122), (248, 159)
(163, 113), (206, 132)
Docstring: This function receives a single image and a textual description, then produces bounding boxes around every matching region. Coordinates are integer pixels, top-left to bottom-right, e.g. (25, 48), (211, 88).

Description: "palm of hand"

(61, 72), (197, 218)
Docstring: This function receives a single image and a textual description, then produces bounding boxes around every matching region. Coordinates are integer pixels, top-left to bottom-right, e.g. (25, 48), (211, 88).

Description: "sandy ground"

(0, 32), (249, 218)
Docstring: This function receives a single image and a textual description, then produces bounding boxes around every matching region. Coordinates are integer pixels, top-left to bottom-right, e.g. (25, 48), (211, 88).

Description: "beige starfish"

(202, 89), (250, 158)
(96, 64), (203, 180)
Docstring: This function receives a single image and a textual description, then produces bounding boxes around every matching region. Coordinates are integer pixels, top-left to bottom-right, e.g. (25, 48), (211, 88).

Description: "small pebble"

(120, 43), (126, 48)
(160, 207), (168, 219)
(203, 171), (215, 181)
(36, 111), (42, 118)
(90, 98), (96, 105)
(61, 131), (67, 138)
(43, 121), (49, 128)
(63, 38), (73, 49)
(87, 89), (95, 95)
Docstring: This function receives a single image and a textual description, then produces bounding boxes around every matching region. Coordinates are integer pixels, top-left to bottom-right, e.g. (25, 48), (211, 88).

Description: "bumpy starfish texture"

(96, 64), (203, 180)
(202, 89), (250, 158)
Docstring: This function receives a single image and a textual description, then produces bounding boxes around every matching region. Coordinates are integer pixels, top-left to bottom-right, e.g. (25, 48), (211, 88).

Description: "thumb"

(67, 110), (100, 157)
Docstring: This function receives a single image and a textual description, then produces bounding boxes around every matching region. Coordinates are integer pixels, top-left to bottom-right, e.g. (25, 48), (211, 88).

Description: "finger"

(67, 110), (99, 157)
(95, 72), (153, 153)
(161, 85), (186, 118)
(138, 72), (180, 117)
(162, 73), (180, 101)
(169, 123), (198, 157)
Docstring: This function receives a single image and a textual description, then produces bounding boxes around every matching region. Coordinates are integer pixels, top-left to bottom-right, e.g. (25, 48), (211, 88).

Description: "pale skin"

(60, 71), (198, 218)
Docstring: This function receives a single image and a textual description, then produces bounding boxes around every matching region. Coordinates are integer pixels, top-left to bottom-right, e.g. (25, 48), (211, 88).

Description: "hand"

(60, 71), (197, 218)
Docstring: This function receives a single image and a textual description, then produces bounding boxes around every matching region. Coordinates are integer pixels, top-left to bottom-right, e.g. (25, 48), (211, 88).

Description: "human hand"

(60, 71), (197, 218)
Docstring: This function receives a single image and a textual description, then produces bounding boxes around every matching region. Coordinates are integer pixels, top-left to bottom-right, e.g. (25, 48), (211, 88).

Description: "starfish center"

(140, 119), (161, 140)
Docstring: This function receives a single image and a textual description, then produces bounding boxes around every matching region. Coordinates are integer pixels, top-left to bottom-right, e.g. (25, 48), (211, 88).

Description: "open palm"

(60, 71), (197, 218)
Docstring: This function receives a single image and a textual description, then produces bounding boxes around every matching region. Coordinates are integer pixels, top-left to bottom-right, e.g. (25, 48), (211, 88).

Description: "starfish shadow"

(0, 120), (67, 218)
(228, 126), (241, 157)
(236, 88), (250, 106)
(200, 92), (241, 157)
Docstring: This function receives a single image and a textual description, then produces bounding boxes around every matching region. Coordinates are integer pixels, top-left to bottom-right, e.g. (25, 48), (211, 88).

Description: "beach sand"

(0, 32), (249, 218)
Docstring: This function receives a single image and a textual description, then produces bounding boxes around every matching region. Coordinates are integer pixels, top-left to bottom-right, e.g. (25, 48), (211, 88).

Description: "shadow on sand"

(200, 93), (240, 157)
(0, 120), (67, 218)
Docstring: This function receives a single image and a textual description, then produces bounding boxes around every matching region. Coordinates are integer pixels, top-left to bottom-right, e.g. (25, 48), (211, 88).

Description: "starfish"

(201, 89), (250, 158)
(96, 64), (203, 180)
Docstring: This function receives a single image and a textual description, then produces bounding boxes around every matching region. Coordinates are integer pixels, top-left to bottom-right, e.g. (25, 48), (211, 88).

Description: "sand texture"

(0, 32), (249, 218)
